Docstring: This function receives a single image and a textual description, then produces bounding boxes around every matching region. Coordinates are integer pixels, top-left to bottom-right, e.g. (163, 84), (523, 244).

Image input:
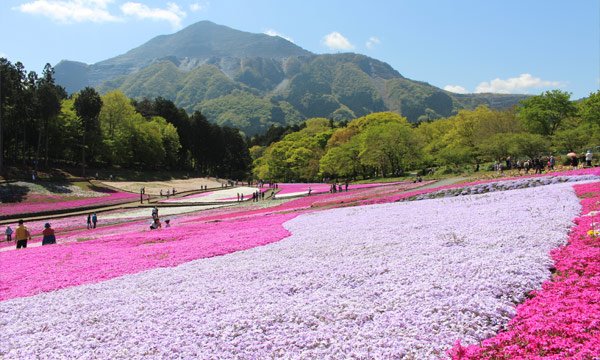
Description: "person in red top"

(42, 223), (56, 245)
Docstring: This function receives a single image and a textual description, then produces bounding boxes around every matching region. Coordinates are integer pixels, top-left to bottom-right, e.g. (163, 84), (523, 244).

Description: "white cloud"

(121, 2), (186, 29)
(366, 36), (380, 49)
(14, 0), (120, 23)
(444, 85), (468, 94)
(189, 2), (205, 12)
(322, 31), (354, 51)
(475, 73), (562, 94)
(264, 29), (294, 43)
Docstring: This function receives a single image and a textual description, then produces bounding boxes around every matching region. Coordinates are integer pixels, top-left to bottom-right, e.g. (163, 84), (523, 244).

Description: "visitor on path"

(549, 155), (555, 170)
(172, 187), (176, 195)
(92, 213), (98, 229)
(150, 218), (161, 230)
(165, 219), (171, 228)
(308, 186), (312, 196)
(237, 193), (240, 202)
(261, 191), (265, 200)
(571, 155), (579, 169)
(345, 182), (349, 192)
(87, 213), (92, 229)
(160, 189), (163, 197)
(5, 226), (13, 242)
(151, 207), (159, 220)
(15, 219), (31, 249)
(42, 223), (56, 245)
(585, 150), (593, 167)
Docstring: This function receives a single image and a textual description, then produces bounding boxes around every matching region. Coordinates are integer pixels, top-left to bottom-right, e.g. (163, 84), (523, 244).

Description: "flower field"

(1, 172), (599, 359)
(0, 181), (137, 217)
(272, 181), (414, 198)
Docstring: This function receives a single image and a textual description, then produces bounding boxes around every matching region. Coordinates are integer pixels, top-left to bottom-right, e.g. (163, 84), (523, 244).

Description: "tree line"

(252, 90), (600, 182)
(0, 59), (250, 179)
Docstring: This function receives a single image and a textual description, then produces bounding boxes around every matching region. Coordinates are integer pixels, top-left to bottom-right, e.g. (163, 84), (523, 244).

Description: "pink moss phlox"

(0, 212), (297, 301)
(449, 181), (600, 359)
(0, 191), (137, 217)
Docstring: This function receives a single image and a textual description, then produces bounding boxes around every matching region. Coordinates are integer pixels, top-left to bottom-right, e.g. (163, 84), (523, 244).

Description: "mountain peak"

(100, 20), (312, 66)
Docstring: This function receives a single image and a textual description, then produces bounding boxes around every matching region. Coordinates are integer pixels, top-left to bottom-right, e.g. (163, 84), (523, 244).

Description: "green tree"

(510, 133), (549, 159)
(579, 92), (600, 124)
(358, 122), (421, 177)
(518, 90), (577, 136)
(35, 64), (64, 169)
(74, 87), (102, 176)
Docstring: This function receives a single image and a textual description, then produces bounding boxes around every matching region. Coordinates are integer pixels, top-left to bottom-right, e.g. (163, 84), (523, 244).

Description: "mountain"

(55, 20), (527, 135)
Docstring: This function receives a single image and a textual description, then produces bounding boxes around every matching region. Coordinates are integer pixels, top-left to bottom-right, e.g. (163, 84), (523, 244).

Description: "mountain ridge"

(54, 20), (527, 135)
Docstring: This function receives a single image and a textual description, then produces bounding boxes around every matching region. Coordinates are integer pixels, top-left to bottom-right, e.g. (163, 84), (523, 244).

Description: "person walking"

(5, 226), (13, 242)
(87, 213), (92, 229)
(549, 155), (555, 170)
(585, 150), (593, 167)
(15, 219), (31, 249)
(41, 223), (56, 245)
(91, 213), (98, 229)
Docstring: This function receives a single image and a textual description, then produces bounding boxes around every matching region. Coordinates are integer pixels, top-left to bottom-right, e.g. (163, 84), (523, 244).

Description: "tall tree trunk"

(44, 118), (49, 169)
(82, 128), (86, 177)
(35, 121), (42, 172)
(22, 125), (26, 166)
(0, 74), (3, 176)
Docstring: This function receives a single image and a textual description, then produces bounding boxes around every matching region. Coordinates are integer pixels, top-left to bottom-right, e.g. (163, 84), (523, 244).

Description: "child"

(150, 218), (161, 230)
(165, 219), (171, 228)
(5, 226), (13, 242)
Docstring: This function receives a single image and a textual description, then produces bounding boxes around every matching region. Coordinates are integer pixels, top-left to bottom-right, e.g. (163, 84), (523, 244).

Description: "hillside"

(55, 20), (527, 135)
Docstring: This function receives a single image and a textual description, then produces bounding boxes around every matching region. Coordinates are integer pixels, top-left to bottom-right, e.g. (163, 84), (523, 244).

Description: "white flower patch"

(409, 175), (600, 201)
(100, 204), (228, 220)
(163, 186), (261, 203)
(0, 181), (107, 199)
(0, 183), (581, 359)
(273, 191), (309, 199)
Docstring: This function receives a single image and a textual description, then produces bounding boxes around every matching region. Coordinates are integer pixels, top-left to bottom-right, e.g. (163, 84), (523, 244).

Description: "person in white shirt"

(585, 150), (593, 167)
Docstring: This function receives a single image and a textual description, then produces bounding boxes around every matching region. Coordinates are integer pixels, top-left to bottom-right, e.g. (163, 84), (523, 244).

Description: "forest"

(0, 59), (250, 179)
(252, 90), (600, 181)
(1, 59), (598, 182)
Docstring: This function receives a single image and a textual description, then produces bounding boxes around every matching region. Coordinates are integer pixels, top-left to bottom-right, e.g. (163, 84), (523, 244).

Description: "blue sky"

(0, 0), (598, 99)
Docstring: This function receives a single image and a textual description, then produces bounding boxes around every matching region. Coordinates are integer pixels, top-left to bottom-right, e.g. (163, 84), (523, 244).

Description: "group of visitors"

(159, 188), (176, 198)
(86, 213), (98, 229)
(149, 206), (170, 230)
(330, 182), (349, 193)
(5, 219), (55, 249)
(495, 150), (594, 175)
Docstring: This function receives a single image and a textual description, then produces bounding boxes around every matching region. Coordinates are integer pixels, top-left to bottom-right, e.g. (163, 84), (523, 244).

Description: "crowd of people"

(237, 190), (269, 202)
(329, 182), (349, 193)
(492, 151), (595, 175)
